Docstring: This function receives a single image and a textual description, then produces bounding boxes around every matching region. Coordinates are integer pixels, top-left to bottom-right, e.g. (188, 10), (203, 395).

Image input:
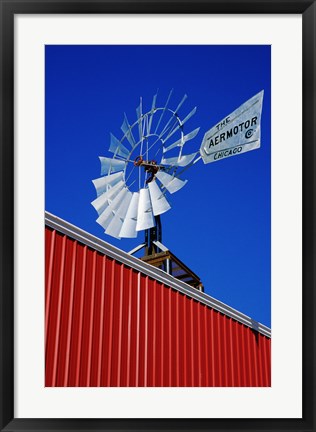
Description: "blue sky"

(45, 45), (271, 327)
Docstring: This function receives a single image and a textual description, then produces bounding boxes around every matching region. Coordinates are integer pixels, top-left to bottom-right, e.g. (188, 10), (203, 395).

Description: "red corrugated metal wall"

(45, 227), (271, 387)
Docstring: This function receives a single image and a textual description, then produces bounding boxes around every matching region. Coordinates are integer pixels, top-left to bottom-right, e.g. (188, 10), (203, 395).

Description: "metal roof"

(45, 211), (271, 338)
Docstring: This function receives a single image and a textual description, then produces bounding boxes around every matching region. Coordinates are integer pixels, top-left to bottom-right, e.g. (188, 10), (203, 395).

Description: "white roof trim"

(45, 212), (271, 338)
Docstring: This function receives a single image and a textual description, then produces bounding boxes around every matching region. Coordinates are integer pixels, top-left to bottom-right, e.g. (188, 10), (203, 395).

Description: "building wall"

(45, 225), (271, 387)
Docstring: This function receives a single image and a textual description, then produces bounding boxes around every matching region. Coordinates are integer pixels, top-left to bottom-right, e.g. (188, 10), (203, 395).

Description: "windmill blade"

(121, 113), (136, 147)
(163, 136), (182, 153)
(136, 188), (155, 231)
(119, 192), (140, 238)
(174, 94), (187, 114)
(109, 133), (129, 158)
(163, 127), (200, 153)
(96, 187), (129, 230)
(160, 153), (197, 168)
(148, 180), (171, 216)
(99, 156), (126, 175)
(136, 98), (144, 143)
(154, 89), (173, 134)
(162, 107), (197, 144)
(105, 191), (133, 238)
(155, 171), (187, 194)
(147, 93), (158, 135)
(92, 171), (124, 196)
(185, 126), (200, 141)
(91, 180), (124, 215)
(158, 93), (187, 139)
(159, 117), (179, 141)
(182, 106), (197, 125)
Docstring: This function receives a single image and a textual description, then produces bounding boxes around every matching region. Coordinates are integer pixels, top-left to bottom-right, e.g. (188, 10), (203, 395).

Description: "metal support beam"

(128, 243), (146, 255)
(153, 240), (169, 252)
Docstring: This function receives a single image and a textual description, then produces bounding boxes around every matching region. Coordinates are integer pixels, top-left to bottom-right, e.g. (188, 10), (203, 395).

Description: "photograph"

(45, 44), (271, 387)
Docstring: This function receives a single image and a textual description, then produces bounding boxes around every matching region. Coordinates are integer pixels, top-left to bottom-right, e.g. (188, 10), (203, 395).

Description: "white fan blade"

(105, 191), (133, 238)
(163, 127), (200, 153)
(119, 192), (140, 238)
(184, 126), (200, 141)
(91, 180), (124, 215)
(121, 114), (136, 147)
(163, 137), (182, 152)
(92, 171), (124, 196)
(182, 106), (197, 125)
(148, 180), (171, 216)
(155, 171), (187, 194)
(99, 157), (125, 175)
(136, 102), (142, 121)
(136, 99), (143, 142)
(96, 187), (128, 230)
(163, 107), (197, 143)
(159, 93), (187, 138)
(174, 94), (187, 113)
(147, 93), (157, 135)
(109, 133), (130, 158)
(154, 89), (173, 134)
(160, 153), (197, 167)
(136, 188), (155, 231)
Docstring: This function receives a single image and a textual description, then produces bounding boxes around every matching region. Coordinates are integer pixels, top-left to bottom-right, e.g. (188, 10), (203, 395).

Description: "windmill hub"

(133, 156), (161, 183)
(133, 155), (157, 167)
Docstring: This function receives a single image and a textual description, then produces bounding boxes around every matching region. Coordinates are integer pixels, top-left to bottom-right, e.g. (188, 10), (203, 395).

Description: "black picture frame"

(0, 1), (315, 431)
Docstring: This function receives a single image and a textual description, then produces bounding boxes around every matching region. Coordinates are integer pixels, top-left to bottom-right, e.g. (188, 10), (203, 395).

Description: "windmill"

(91, 90), (264, 290)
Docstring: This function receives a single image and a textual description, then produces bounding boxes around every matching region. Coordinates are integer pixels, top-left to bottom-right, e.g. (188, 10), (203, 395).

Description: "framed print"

(0, 1), (315, 431)
(44, 45), (271, 391)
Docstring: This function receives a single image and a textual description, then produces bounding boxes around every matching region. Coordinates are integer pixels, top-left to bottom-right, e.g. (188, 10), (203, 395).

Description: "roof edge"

(45, 212), (271, 338)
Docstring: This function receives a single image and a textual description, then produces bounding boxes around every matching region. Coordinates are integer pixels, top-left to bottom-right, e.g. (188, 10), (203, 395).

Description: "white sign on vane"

(200, 90), (264, 164)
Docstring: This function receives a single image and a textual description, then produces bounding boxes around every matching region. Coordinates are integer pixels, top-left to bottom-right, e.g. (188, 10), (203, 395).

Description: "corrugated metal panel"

(45, 223), (271, 387)
(45, 212), (271, 338)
